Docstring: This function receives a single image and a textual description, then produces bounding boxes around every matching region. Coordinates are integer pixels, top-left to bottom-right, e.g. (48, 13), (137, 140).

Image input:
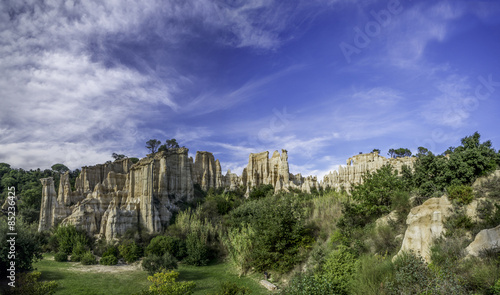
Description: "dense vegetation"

(1, 132), (500, 294)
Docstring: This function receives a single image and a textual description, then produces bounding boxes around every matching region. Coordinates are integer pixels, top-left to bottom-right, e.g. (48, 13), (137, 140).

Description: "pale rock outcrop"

(465, 225), (500, 257)
(322, 152), (415, 192)
(38, 177), (58, 231)
(395, 196), (453, 263)
(193, 151), (223, 191)
(375, 211), (398, 228)
(39, 149), (198, 240)
(40, 149), (416, 239)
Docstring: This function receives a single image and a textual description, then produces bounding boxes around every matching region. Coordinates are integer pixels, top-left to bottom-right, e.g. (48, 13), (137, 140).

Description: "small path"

(70, 263), (142, 273)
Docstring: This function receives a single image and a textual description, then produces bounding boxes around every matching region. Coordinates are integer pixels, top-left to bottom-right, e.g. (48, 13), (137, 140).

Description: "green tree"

(413, 132), (499, 198)
(51, 163), (69, 174)
(372, 149), (381, 154)
(339, 165), (407, 229)
(146, 139), (161, 154)
(416, 146), (429, 157)
(394, 148), (412, 158)
(0, 217), (43, 271)
(158, 138), (181, 152)
(112, 153), (126, 160)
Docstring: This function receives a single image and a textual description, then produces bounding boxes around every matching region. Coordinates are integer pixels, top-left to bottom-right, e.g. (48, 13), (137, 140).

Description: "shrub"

(100, 255), (118, 265)
(184, 233), (210, 266)
(221, 225), (255, 275)
(350, 255), (394, 295)
(430, 236), (466, 266)
(457, 256), (500, 294)
(54, 225), (90, 255)
(385, 252), (432, 295)
(80, 251), (97, 265)
(227, 193), (312, 273)
(146, 235), (186, 260)
(4, 271), (58, 295)
(444, 210), (474, 237)
(119, 241), (142, 263)
(147, 270), (196, 295)
(71, 241), (87, 262)
(102, 245), (119, 258)
(320, 245), (358, 295)
(54, 251), (68, 262)
(142, 253), (178, 275)
(492, 278), (500, 295)
(210, 281), (251, 295)
(248, 184), (274, 200)
(280, 273), (336, 295)
(447, 185), (474, 205)
(0, 218), (43, 271)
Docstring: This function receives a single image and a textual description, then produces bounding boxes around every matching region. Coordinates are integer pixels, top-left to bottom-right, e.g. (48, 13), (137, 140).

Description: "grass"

(33, 254), (272, 295)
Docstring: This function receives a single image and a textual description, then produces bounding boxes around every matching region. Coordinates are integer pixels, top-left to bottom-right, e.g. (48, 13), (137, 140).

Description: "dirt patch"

(69, 262), (142, 273)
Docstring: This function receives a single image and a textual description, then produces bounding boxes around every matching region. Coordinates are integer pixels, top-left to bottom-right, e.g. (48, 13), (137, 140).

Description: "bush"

(184, 233), (210, 266)
(227, 193), (312, 273)
(444, 210), (474, 237)
(385, 252), (432, 295)
(102, 245), (119, 258)
(430, 236), (466, 266)
(100, 255), (118, 265)
(210, 281), (251, 295)
(248, 184), (274, 200)
(3, 271), (58, 295)
(54, 251), (68, 262)
(0, 218), (43, 271)
(54, 225), (90, 255)
(447, 185), (474, 205)
(146, 235), (186, 260)
(80, 251), (97, 265)
(280, 272), (338, 295)
(142, 253), (178, 275)
(493, 278), (500, 295)
(147, 270), (196, 295)
(71, 241), (87, 262)
(350, 255), (394, 295)
(119, 241), (142, 263)
(320, 245), (358, 295)
(339, 165), (408, 231)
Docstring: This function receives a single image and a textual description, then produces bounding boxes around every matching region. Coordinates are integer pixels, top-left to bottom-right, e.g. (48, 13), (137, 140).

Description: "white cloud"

(0, 0), (332, 169)
(420, 75), (477, 128)
(384, 1), (465, 66)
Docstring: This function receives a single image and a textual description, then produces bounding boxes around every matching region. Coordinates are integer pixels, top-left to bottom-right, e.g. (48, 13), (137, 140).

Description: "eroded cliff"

(39, 149), (415, 240)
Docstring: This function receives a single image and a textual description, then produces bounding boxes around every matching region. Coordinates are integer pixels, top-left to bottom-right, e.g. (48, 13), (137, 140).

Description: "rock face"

(322, 152), (415, 191)
(39, 149), (414, 240)
(38, 177), (58, 231)
(465, 225), (500, 257)
(193, 151), (223, 191)
(394, 196), (453, 263)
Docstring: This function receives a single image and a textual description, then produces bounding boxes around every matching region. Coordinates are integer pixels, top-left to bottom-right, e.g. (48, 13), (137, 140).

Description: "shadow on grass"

(39, 269), (65, 281)
(178, 268), (207, 282)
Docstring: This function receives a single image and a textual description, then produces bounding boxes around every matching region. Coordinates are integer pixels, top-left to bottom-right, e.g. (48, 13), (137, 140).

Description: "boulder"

(465, 225), (500, 257)
(394, 196), (453, 263)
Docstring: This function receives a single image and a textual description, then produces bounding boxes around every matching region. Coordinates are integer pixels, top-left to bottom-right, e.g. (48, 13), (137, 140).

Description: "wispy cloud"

(0, 0), (330, 169)
(420, 75), (476, 128)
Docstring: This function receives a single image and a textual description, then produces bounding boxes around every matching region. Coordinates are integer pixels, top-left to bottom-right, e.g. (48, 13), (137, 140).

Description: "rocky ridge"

(39, 149), (415, 240)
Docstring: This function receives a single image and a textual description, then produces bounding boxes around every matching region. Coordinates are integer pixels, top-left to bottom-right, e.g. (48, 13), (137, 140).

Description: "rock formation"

(39, 149), (415, 240)
(38, 177), (58, 231)
(465, 225), (500, 257)
(394, 196), (453, 263)
(322, 151), (415, 191)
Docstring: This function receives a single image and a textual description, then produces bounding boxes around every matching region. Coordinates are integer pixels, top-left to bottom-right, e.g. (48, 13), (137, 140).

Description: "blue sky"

(1, 0), (499, 178)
